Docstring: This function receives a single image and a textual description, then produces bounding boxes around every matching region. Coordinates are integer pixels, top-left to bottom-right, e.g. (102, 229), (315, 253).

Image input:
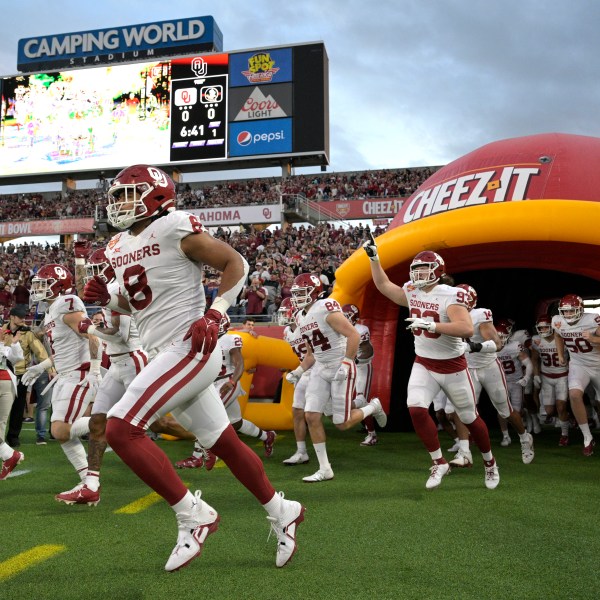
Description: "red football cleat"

(0, 450), (24, 480)
(558, 436), (569, 447)
(175, 455), (204, 469)
(263, 431), (277, 457)
(55, 484), (100, 506)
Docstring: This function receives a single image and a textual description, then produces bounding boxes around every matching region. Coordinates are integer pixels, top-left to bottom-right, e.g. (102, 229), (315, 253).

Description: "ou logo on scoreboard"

(237, 131), (252, 147)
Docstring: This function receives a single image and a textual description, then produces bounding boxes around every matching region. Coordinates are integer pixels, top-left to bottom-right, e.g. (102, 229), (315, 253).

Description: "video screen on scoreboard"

(0, 54), (229, 177)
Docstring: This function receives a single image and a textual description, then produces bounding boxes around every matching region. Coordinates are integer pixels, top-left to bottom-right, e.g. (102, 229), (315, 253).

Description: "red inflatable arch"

(332, 133), (600, 422)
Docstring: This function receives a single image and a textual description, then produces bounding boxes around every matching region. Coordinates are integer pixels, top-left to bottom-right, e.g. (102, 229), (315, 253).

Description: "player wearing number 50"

(552, 294), (600, 456)
(362, 236), (499, 490)
(84, 164), (305, 572)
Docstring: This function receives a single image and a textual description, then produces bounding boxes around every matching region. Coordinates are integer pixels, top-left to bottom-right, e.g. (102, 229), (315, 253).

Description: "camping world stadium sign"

(17, 16), (223, 72)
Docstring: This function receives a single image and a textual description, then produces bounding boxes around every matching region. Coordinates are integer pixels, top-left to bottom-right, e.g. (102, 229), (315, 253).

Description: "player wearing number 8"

(552, 294), (600, 455)
(363, 242), (500, 490)
(86, 164), (306, 572)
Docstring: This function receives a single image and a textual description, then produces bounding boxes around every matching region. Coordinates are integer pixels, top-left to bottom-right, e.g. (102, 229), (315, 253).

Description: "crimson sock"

(364, 415), (375, 432)
(105, 417), (188, 506)
(409, 407), (441, 452)
(465, 416), (491, 454)
(211, 425), (275, 504)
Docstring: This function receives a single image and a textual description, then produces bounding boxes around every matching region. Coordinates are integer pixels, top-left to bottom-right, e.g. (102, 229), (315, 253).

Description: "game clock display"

(169, 54), (228, 162)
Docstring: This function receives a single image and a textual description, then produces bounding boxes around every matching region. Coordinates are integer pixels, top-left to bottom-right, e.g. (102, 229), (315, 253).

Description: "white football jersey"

(466, 307), (497, 369)
(105, 211), (208, 355)
(284, 325), (308, 361)
(101, 280), (144, 356)
(44, 294), (90, 373)
(218, 333), (243, 377)
(531, 334), (568, 377)
(403, 282), (467, 359)
(497, 339), (527, 383)
(355, 323), (373, 364)
(552, 312), (600, 369)
(297, 298), (346, 364)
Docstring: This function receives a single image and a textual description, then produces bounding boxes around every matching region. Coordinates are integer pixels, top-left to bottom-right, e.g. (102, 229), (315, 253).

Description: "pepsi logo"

(237, 131), (252, 146)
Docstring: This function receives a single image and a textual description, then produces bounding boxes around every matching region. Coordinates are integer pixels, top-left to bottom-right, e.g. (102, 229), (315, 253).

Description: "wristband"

(90, 359), (102, 374)
(75, 258), (86, 266)
(38, 358), (53, 371)
(210, 296), (231, 316)
(480, 339), (497, 353)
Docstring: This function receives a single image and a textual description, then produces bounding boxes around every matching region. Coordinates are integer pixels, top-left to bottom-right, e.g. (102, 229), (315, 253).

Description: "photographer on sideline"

(6, 306), (55, 446)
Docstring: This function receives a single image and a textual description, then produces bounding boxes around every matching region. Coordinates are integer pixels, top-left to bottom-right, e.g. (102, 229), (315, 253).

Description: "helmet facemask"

(107, 183), (153, 230)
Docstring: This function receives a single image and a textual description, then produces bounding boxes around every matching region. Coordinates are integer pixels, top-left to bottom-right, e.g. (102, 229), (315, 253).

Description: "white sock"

(458, 439), (470, 452)
(360, 404), (375, 418)
(172, 490), (196, 514)
(502, 430), (510, 439)
(0, 442), (14, 460)
(518, 432), (529, 442)
(70, 417), (91, 439)
(296, 441), (307, 454)
(60, 438), (88, 475)
(85, 470), (100, 492)
(313, 442), (331, 470)
(239, 420), (261, 438)
(262, 491), (283, 518)
(560, 420), (570, 436)
(579, 422), (593, 445)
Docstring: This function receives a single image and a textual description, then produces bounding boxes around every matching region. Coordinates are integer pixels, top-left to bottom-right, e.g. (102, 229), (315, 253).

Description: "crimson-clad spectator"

(0, 284), (13, 310)
(12, 278), (30, 312)
(243, 277), (267, 320)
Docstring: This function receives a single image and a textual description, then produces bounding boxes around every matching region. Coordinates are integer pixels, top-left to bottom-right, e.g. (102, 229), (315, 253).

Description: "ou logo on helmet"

(147, 167), (169, 188)
(55, 266), (68, 280)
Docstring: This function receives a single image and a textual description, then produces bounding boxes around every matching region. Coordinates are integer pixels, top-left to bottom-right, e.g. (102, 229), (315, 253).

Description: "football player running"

(285, 273), (387, 483)
(83, 164), (304, 572)
(454, 286), (534, 467)
(53, 247), (149, 506)
(363, 236), (499, 490)
(23, 264), (102, 495)
(552, 294), (600, 455)
(531, 314), (570, 446)
(279, 297), (312, 466)
(341, 304), (378, 446)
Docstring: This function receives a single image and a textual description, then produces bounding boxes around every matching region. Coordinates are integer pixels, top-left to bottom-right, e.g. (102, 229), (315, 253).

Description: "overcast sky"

(1, 0), (598, 179)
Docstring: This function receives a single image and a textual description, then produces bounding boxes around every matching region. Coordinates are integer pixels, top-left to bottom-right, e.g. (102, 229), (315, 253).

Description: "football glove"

(83, 275), (111, 306)
(517, 376), (529, 388)
(285, 366), (305, 385)
(184, 308), (222, 356)
(405, 317), (436, 333)
(333, 359), (355, 382)
(362, 231), (379, 261)
(21, 358), (53, 387)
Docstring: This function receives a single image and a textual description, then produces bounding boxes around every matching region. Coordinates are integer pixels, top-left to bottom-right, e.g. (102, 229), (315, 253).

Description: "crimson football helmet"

(107, 164), (176, 229)
(31, 264), (74, 302)
(495, 318), (514, 346)
(85, 248), (116, 284)
(277, 297), (294, 326)
(291, 273), (323, 309)
(456, 284), (477, 310)
(342, 303), (360, 325)
(535, 314), (552, 337)
(558, 294), (584, 325)
(409, 251), (445, 288)
(218, 313), (231, 337)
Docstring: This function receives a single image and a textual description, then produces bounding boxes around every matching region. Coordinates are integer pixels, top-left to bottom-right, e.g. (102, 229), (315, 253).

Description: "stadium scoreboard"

(0, 42), (329, 183)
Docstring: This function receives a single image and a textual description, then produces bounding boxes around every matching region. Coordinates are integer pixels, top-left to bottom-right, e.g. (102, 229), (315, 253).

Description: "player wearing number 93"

(84, 164), (305, 572)
(362, 236), (499, 490)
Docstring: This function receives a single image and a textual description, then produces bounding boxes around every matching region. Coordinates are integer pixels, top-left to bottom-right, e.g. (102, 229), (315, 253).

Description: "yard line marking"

(3, 469), (31, 479)
(114, 491), (164, 514)
(0, 544), (66, 581)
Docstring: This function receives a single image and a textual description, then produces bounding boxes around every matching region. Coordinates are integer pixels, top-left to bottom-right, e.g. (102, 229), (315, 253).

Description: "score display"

(0, 42), (328, 182)
(169, 54), (228, 162)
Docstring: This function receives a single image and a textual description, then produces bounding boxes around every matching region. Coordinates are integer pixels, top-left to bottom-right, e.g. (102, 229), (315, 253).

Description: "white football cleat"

(426, 461), (450, 489)
(360, 432), (378, 446)
(368, 397), (387, 428)
(449, 449), (473, 468)
(267, 492), (306, 567)
(165, 491), (220, 572)
(500, 435), (512, 447)
(282, 451), (310, 466)
(302, 468), (334, 483)
(484, 460), (500, 489)
(520, 433), (535, 464)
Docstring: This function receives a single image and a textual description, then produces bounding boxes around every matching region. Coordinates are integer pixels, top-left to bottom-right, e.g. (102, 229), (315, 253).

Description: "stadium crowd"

(0, 166), (438, 221)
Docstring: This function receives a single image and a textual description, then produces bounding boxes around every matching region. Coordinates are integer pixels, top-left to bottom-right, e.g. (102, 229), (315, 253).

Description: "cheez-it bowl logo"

(242, 53), (280, 83)
(107, 234), (122, 251)
(336, 203), (350, 218)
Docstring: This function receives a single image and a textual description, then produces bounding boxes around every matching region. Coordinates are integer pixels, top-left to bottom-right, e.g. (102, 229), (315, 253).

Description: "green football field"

(1, 421), (598, 600)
